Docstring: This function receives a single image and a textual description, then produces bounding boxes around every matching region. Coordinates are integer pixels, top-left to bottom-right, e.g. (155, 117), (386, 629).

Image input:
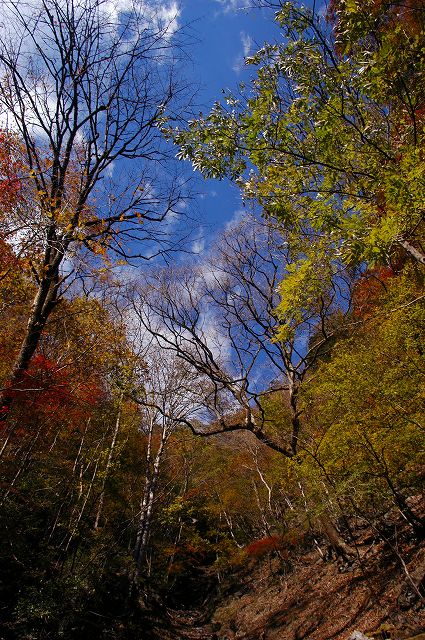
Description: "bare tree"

(0, 0), (190, 417)
(128, 215), (359, 559)
(122, 332), (207, 573)
(130, 215), (353, 459)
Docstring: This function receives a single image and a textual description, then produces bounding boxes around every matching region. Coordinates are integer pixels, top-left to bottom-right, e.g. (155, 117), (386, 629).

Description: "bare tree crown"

(0, 0), (190, 417)
(0, 0), (188, 262)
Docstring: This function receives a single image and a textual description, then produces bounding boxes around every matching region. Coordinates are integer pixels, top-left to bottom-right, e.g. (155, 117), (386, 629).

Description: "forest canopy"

(0, 1), (424, 638)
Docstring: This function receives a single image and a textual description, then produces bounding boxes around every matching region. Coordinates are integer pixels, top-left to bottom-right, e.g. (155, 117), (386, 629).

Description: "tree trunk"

(64, 458), (100, 553)
(0, 261), (62, 421)
(134, 421), (168, 571)
(94, 398), (123, 530)
(386, 474), (425, 539)
(319, 514), (356, 561)
(288, 372), (301, 456)
(398, 238), (425, 265)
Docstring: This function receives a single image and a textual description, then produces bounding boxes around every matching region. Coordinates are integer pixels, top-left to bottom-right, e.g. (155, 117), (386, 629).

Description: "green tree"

(173, 0), (425, 319)
(301, 268), (425, 537)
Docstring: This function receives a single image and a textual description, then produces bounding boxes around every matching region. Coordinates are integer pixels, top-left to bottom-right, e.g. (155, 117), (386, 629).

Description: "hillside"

(149, 501), (425, 640)
(211, 513), (425, 639)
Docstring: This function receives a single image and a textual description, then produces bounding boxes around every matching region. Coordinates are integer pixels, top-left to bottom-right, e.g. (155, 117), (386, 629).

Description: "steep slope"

(209, 511), (425, 639)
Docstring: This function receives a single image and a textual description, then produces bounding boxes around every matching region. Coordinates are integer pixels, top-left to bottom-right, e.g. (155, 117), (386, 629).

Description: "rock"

(398, 585), (420, 610)
(347, 632), (373, 640)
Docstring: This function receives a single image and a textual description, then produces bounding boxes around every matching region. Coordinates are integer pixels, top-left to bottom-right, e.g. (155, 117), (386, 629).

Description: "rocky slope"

(145, 502), (425, 640)
(210, 520), (425, 640)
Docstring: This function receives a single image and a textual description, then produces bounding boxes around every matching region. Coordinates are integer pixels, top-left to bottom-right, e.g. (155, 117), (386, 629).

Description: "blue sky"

(0, 0), (285, 267)
(173, 1), (283, 254)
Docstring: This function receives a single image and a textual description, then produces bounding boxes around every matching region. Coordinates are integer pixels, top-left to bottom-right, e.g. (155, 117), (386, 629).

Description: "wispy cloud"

(0, 0), (180, 135)
(198, 308), (231, 363)
(225, 208), (245, 230)
(199, 189), (217, 200)
(214, 0), (253, 13)
(232, 30), (253, 74)
(192, 235), (205, 255)
(102, 0), (181, 37)
(241, 31), (253, 56)
(0, 0), (181, 39)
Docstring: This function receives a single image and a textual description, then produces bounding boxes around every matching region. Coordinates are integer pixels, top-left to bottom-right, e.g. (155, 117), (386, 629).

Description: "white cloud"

(191, 228), (205, 255)
(192, 237), (205, 255)
(232, 31), (253, 74)
(102, 0), (180, 38)
(225, 208), (245, 230)
(214, 0), (253, 13)
(0, 80), (59, 138)
(198, 262), (224, 289)
(105, 161), (115, 178)
(232, 57), (244, 74)
(126, 275), (231, 368)
(0, 0), (180, 136)
(241, 31), (253, 57)
(199, 189), (217, 200)
(0, 1), (180, 40)
(198, 308), (231, 363)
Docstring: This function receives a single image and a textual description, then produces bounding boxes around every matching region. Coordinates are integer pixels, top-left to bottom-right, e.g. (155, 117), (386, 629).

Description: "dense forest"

(0, 0), (424, 638)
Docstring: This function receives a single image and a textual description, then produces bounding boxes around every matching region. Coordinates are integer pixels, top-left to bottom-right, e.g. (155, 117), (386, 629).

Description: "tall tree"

(130, 215), (352, 459)
(130, 348), (205, 574)
(0, 0), (189, 418)
(173, 0), (425, 296)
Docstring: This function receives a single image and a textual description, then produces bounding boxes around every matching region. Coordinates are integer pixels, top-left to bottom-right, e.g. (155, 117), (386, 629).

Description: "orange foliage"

(352, 267), (395, 319)
(0, 130), (24, 212)
(0, 237), (22, 279)
(2, 353), (105, 427)
(245, 535), (284, 558)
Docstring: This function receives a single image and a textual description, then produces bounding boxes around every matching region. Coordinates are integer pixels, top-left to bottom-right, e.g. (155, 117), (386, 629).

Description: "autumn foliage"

(0, 1), (424, 638)
(245, 536), (284, 558)
(352, 267), (395, 318)
(0, 130), (24, 211)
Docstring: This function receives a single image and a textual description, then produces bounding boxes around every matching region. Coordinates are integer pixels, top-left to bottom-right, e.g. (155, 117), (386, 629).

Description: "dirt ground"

(211, 517), (425, 640)
(149, 502), (425, 640)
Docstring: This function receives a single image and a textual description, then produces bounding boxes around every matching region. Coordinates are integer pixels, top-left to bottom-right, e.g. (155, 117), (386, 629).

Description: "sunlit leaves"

(301, 269), (425, 512)
(174, 0), (425, 278)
